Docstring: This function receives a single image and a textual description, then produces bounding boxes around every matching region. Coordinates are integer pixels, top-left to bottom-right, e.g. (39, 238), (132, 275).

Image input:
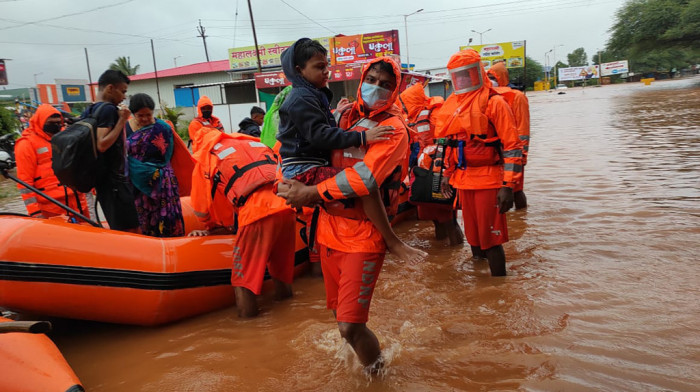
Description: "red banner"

(399, 72), (428, 92)
(254, 71), (290, 89)
(329, 63), (364, 82)
(331, 30), (400, 65)
(0, 60), (7, 86)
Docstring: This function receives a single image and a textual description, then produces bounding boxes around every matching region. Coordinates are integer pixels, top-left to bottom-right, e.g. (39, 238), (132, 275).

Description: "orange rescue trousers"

(231, 209), (296, 295)
(319, 245), (385, 324)
(459, 188), (509, 250)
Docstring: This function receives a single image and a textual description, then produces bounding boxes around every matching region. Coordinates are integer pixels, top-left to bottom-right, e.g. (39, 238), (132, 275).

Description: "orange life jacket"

(444, 92), (502, 169)
(209, 139), (277, 206)
(325, 112), (403, 220)
(408, 108), (434, 149)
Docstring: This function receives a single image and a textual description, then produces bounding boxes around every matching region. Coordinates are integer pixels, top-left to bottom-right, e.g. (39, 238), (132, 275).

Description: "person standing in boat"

(14, 104), (90, 219)
(125, 93), (185, 237)
(188, 96), (224, 138)
(188, 124), (295, 318)
(277, 57), (411, 375)
(91, 70), (140, 232)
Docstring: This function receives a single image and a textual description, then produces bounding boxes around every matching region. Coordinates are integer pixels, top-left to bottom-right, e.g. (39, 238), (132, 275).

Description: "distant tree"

(159, 104), (188, 141)
(109, 56), (140, 76)
(606, 0), (700, 73)
(0, 106), (19, 136)
(567, 48), (588, 66)
(508, 56), (544, 89)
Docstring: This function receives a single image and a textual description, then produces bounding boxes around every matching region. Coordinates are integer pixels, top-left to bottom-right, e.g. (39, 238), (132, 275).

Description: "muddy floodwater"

(1, 78), (699, 391)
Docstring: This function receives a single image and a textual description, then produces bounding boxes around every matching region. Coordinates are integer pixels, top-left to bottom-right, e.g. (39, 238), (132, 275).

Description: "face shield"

(449, 62), (483, 94)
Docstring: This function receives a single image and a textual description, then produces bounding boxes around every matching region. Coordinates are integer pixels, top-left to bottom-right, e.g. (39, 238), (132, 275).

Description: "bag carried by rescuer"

(409, 140), (455, 205)
(51, 103), (107, 193)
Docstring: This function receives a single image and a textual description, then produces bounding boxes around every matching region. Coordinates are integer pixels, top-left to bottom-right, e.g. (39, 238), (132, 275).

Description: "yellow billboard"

(228, 37), (331, 70)
(459, 40), (525, 69)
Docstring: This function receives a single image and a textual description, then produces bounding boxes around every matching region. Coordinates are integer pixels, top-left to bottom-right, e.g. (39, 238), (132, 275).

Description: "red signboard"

(254, 71), (290, 89)
(0, 60), (7, 86)
(399, 72), (429, 93)
(331, 30), (400, 65)
(329, 63), (364, 82)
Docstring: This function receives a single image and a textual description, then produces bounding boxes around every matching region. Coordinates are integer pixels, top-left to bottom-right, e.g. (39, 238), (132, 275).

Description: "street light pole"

(552, 44), (563, 89)
(33, 72), (42, 86)
(403, 8), (423, 70)
(173, 55), (182, 68)
(471, 28), (492, 45)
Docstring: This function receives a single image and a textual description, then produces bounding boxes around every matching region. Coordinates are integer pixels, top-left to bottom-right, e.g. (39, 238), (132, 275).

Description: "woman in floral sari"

(126, 93), (184, 237)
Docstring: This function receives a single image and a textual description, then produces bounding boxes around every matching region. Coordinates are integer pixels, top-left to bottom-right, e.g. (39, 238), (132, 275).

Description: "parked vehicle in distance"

(556, 84), (568, 89)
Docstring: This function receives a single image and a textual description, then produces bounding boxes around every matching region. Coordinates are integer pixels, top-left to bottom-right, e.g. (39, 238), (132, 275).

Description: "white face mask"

(360, 82), (392, 110)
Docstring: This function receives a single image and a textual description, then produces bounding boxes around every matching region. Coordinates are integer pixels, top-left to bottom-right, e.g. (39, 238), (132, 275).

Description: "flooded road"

(2, 78), (699, 391)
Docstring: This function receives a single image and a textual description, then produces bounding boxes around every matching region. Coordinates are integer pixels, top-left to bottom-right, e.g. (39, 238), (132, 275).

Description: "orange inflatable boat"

(0, 317), (83, 392)
(0, 198), (309, 326)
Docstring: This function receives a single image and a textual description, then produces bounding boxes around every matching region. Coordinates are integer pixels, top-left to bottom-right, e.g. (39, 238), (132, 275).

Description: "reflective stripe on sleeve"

(334, 171), (357, 198)
(504, 163), (523, 173)
(23, 197), (38, 206)
(353, 161), (377, 193)
(503, 149), (523, 158)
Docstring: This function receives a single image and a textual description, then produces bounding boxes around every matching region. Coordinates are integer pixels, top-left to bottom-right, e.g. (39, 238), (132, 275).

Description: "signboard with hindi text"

(0, 60), (7, 86)
(600, 60), (629, 76)
(459, 41), (525, 69)
(558, 65), (600, 81)
(331, 30), (400, 65)
(229, 37), (330, 70)
(255, 63), (366, 89)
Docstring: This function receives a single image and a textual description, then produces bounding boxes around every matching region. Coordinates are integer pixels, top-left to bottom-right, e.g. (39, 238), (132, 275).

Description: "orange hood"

(348, 57), (403, 124)
(434, 49), (493, 137)
(399, 82), (429, 120)
(487, 62), (509, 87)
(196, 96), (214, 118)
(22, 104), (62, 141)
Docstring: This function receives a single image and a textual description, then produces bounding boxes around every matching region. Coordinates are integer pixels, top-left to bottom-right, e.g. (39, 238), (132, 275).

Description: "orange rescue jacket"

(14, 104), (89, 218)
(188, 96), (224, 149)
(190, 127), (288, 230)
(315, 57), (409, 253)
(435, 50), (523, 190)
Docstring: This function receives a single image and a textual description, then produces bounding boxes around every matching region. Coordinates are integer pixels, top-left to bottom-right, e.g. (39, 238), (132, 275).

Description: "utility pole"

(247, 0), (263, 73)
(597, 49), (602, 86)
(403, 8), (423, 71)
(197, 19), (210, 62)
(84, 48), (94, 101)
(150, 39), (163, 113)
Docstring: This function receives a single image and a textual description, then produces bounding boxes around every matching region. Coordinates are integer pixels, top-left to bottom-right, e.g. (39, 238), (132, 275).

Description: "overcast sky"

(1, 0), (627, 89)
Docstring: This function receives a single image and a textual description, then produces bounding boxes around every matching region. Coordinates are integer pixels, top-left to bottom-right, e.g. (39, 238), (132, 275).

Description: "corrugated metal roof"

(129, 60), (231, 81)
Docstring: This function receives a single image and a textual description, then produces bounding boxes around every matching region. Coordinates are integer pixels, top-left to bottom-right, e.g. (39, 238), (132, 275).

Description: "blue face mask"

(360, 83), (392, 110)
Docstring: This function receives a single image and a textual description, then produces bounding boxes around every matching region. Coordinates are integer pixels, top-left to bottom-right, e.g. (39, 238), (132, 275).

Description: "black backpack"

(51, 103), (107, 192)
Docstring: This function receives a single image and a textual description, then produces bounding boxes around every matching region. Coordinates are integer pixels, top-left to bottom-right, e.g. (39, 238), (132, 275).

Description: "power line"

(278, 0), (337, 35)
(0, 0), (134, 31)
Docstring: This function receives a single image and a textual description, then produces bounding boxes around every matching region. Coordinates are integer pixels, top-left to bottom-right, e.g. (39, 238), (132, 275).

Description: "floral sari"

(127, 119), (184, 237)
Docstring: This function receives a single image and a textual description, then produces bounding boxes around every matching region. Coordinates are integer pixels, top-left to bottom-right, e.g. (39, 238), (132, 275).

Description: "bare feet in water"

(387, 240), (427, 263)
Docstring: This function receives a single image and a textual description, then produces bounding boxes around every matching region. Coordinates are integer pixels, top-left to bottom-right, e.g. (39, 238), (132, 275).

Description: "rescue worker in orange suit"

(277, 58), (410, 374)
(14, 104), (89, 219)
(187, 123), (294, 318)
(434, 49), (523, 277)
(399, 82), (464, 245)
(188, 96), (224, 139)
(487, 62), (530, 209)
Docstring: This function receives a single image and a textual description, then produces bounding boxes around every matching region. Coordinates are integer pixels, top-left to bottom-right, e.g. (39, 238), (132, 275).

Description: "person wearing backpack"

(89, 70), (139, 232)
(14, 104), (89, 219)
